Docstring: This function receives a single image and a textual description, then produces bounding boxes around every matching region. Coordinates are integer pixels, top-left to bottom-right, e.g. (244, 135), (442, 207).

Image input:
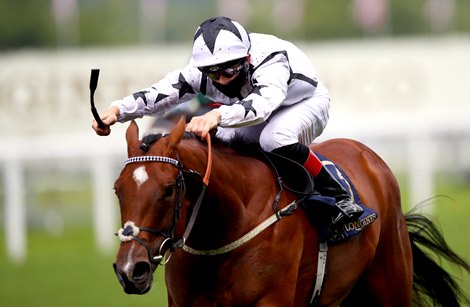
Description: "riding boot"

(303, 150), (364, 225)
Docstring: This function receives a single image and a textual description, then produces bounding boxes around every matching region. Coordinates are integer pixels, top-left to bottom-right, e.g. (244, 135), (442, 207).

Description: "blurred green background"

(1, 0), (469, 306)
(1, 0), (470, 50)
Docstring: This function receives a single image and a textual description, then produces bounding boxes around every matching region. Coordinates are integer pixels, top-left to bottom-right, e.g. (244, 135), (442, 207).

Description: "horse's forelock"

(139, 132), (200, 152)
(182, 131), (196, 140)
(140, 133), (164, 152)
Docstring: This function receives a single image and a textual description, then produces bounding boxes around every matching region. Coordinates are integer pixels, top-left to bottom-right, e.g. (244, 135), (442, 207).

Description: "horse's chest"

(167, 257), (272, 306)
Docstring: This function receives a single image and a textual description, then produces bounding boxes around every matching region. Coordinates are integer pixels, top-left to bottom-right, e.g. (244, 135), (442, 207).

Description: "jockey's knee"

(259, 129), (297, 153)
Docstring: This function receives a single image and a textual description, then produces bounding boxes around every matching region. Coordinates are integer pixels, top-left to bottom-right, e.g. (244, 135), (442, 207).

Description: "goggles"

(198, 58), (246, 80)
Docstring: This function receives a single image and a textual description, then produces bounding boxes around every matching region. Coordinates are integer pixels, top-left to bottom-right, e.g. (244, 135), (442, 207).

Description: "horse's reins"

(175, 133), (212, 248)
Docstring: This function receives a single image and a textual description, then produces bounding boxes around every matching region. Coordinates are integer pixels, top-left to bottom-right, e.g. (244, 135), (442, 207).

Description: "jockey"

(92, 16), (363, 226)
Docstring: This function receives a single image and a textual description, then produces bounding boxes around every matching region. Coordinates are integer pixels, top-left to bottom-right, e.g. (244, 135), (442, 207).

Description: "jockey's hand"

(92, 106), (120, 136)
(186, 110), (221, 140)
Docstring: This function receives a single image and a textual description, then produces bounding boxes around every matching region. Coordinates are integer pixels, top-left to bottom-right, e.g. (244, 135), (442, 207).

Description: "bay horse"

(112, 117), (469, 306)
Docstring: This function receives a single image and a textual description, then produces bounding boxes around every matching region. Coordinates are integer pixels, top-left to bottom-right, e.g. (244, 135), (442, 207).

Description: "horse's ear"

(126, 120), (140, 157)
(167, 115), (186, 147)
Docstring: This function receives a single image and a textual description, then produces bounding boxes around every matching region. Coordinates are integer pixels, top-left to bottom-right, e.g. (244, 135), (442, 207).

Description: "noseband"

(117, 220), (175, 265)
(116, 136), (212, 266)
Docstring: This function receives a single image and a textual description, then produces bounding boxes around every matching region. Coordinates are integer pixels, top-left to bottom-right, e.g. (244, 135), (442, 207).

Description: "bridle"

(116, 137), (212, 266)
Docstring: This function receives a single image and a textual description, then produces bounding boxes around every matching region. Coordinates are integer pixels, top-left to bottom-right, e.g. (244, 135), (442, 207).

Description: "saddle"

(263, 151), (378, 243)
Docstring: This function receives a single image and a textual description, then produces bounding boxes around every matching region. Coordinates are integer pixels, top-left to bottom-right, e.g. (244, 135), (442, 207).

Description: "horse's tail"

(406, 212), (470, 307)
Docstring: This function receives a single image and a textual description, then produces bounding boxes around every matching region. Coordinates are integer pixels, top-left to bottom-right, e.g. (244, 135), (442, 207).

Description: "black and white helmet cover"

(191, 16), (251, 68)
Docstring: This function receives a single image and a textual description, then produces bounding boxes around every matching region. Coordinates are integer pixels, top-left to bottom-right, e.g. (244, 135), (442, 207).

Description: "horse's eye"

(163, 184), (175, 198)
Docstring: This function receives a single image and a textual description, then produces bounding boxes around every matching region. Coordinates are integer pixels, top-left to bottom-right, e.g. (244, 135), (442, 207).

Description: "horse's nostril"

(133, 261), (151, 282)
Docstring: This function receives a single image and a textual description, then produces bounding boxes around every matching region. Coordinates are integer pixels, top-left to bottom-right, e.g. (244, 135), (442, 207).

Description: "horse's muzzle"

(113, 261), (153, 294)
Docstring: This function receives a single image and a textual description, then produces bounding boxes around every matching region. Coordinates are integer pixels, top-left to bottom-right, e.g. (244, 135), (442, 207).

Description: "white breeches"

(215, 94), (330, 152)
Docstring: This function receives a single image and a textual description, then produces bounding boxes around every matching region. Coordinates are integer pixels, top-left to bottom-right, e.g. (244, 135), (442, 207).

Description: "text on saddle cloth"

(308, 153), (378, 243)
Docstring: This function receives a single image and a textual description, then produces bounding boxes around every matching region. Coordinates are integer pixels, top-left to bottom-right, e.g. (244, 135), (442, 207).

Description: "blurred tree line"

(1, 0), (469, 50)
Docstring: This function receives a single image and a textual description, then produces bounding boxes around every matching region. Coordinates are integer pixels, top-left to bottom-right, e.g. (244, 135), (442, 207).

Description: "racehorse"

(112, 117), (470, 306)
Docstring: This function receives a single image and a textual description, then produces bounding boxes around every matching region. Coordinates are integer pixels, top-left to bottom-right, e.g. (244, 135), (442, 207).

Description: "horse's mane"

(139, 131), (200, 152)
(140, 131), (263, 159)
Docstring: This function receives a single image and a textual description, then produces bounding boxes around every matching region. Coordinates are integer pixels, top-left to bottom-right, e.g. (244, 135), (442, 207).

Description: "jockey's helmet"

(191, 17), (251, 68)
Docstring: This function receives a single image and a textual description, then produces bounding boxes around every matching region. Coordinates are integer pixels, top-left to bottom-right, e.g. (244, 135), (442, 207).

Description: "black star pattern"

(155, 93), (169, 103)
(193, 17), (242, 54)
(171, 73), (195, 99)
(250, 84), (267, 96)
(133, 91), (149, 105)
(240, 99), (257, 118)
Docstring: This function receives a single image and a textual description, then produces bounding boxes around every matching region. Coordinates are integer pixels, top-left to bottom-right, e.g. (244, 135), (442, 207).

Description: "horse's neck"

(181, 142), (276, 248)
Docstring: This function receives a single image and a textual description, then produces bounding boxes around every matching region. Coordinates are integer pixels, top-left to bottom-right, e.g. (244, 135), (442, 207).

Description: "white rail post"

(407, 132), (436, 213)
(91, 154), (117, 254)
(4, 157), (27, 263)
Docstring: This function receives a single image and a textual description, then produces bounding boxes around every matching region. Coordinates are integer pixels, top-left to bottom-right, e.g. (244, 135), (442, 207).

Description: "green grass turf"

(1, 180), (469, 306)
(400, 178), (470, 300)
(0, 228), (168, 307)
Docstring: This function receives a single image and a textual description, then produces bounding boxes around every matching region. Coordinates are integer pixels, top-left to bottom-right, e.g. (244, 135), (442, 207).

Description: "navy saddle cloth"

(305, 153), (378, 243)
(261, 149), (377, 243)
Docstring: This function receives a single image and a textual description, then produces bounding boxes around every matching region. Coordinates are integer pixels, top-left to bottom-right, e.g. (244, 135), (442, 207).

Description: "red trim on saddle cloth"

(208, 102), (223, 108)
(303, 150), (323, 177)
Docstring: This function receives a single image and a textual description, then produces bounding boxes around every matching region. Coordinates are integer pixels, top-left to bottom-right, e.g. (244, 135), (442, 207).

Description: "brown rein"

(175, 133), (212, 248)
(202, 133), (212, 185)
